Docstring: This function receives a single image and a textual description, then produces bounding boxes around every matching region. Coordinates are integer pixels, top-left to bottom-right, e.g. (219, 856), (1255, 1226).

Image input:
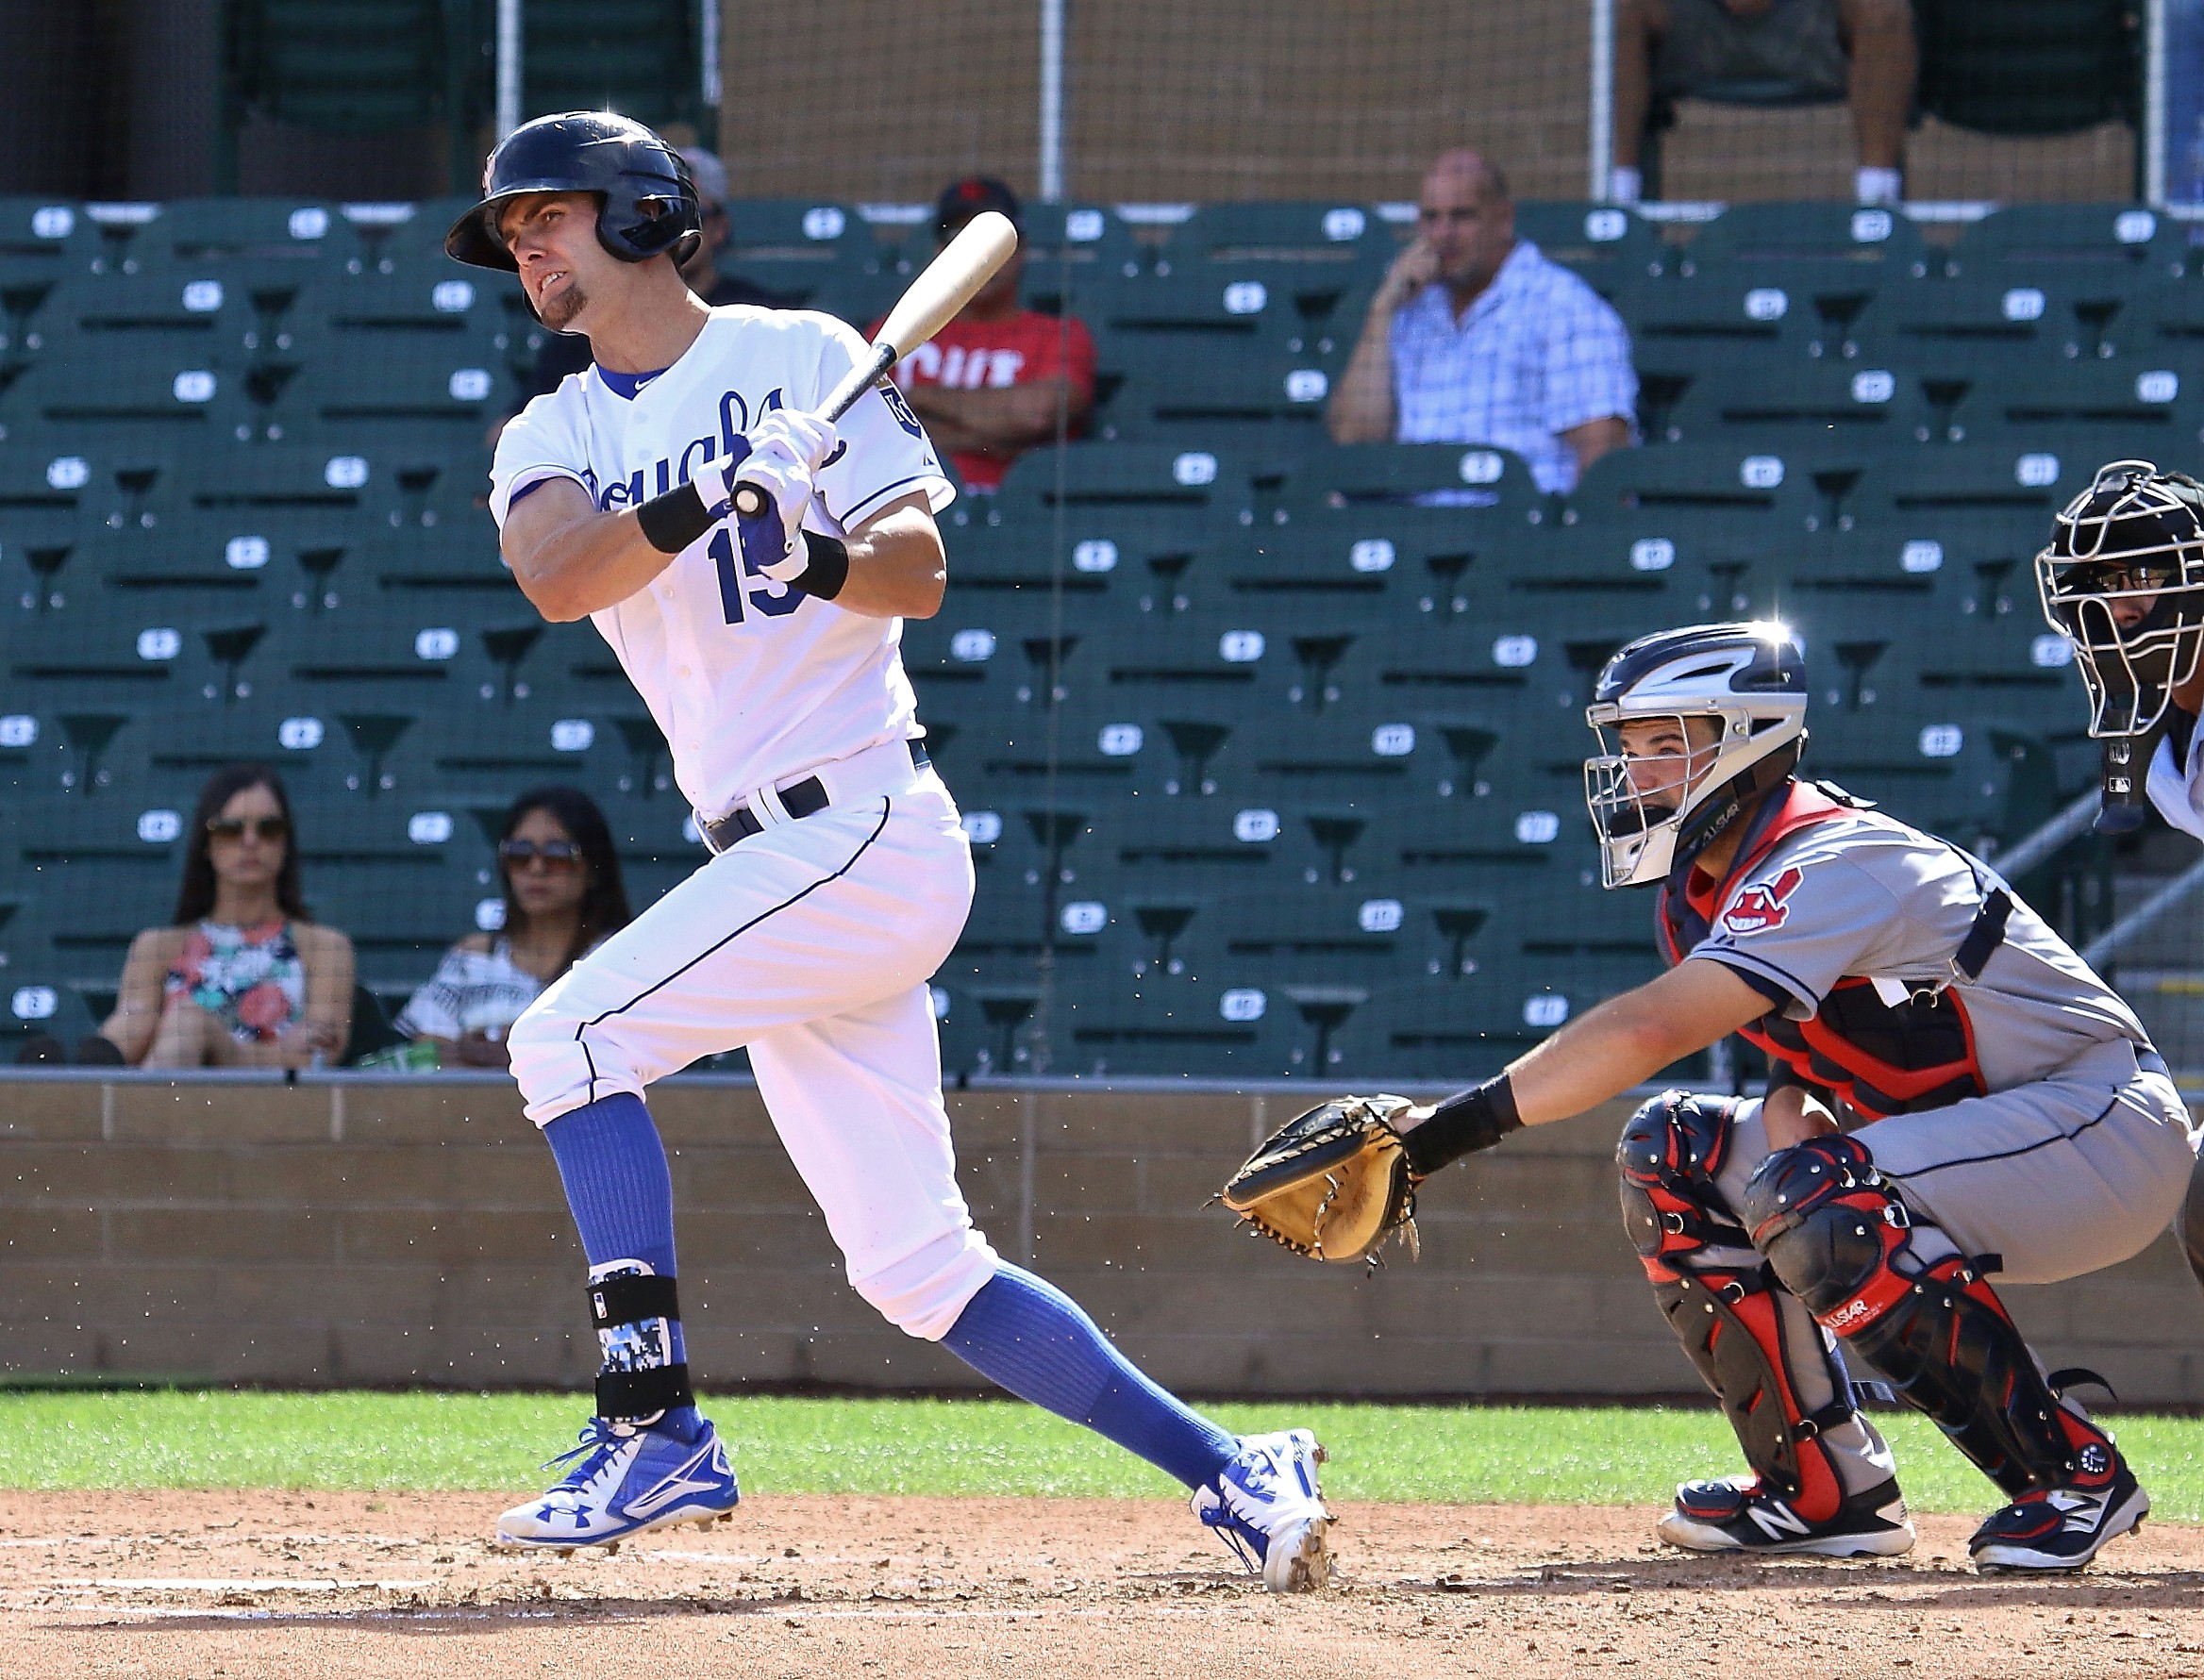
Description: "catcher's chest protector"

(1656, 784), (2001, 1121)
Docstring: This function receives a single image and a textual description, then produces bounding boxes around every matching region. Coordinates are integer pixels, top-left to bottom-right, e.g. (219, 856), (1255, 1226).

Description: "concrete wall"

(3, 1073), (2202, 1402)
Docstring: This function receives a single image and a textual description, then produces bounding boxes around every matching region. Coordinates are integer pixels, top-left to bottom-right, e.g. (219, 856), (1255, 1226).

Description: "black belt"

(703, 740), (928, 852)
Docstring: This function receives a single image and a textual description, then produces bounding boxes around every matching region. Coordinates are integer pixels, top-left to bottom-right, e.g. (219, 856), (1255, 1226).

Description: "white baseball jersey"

(488, 307), (955, 822)
(2147, 712), (2204, 841)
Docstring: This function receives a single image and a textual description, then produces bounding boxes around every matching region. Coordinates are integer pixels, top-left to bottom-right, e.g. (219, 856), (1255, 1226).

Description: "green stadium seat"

(1631, 272), (1872, 362)
(1290, 441), (1541, 517)
(1047, 966), (1296, 1080)
(992, 441), (1271, 527)
(1964, 362), (2199, 448)
(1663, 358), (1932, 446)
(1946, 204), (2173, 286)
(156, 198), (353, 270)
(0, 200), (102, 273)
(1679, 202), (1938, 278)
(721, 200), (870, 306)
(1106, 339), (1334, 445)
(1511, 203), (1661, 302)
(1155, 202), (1396, 271)
(940, 505), (1211, 604)
(1879, 273), (2135, 364)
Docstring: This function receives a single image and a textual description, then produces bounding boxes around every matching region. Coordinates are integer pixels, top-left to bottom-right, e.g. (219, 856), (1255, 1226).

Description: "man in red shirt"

(880, 178), (1096, 492)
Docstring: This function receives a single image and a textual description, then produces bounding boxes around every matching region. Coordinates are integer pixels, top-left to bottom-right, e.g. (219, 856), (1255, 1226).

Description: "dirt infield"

(4, 1491), (2203, 1679)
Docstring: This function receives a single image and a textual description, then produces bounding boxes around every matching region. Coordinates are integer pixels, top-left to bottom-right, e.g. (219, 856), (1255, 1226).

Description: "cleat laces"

(543, 1418), (639, 1493)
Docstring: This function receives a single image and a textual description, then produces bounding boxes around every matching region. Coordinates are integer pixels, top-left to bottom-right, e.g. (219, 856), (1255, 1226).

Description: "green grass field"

(3, 1392), (2204, 1520)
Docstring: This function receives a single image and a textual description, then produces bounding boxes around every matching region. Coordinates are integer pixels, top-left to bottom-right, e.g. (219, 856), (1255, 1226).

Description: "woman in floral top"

(103, 765), (355, 1069)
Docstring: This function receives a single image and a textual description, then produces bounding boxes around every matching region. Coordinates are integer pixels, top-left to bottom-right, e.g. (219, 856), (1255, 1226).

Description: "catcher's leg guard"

(1741, 1133), (2123, 1503)
(1618, 1091), (1863, 1527)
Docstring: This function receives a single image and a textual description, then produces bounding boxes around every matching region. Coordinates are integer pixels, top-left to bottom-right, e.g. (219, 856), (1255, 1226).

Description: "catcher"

(2033, 458), (2204, 1292)
(1224, 620), (2199, 1571)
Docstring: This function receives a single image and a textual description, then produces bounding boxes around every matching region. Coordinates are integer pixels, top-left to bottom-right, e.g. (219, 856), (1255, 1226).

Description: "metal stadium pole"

(1039, 0), (1066, 202)
(495, 0), (524, 141)
(1588, 0), (1614, 202)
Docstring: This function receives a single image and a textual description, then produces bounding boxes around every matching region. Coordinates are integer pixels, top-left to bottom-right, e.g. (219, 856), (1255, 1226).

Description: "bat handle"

(727, 341), (898, 522)
(2095, 735), (2149, 835)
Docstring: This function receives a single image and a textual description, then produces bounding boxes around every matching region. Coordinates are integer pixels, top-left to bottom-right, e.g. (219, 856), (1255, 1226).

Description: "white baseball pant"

(508, 740), (1000, 1340)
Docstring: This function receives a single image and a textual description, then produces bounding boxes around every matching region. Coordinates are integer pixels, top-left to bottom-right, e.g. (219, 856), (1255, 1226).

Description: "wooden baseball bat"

(731, 208), (1019, 519)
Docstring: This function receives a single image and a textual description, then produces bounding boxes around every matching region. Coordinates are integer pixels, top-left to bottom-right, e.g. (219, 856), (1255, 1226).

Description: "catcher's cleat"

(1192, 1428), (1334, 1591)
(1657, 1473), (1915, 1558)
(1970, 1455), (2148, 1572)
(493, 1413), (739, 1552)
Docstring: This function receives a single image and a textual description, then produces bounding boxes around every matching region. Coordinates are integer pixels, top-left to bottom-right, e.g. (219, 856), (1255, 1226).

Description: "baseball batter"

(442, 112), (1330, 1589)
(1230, 621), (2198, 1571)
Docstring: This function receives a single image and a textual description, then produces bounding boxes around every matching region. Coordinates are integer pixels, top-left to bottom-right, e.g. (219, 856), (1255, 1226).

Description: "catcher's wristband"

(1402, 1073), (1522, 1175)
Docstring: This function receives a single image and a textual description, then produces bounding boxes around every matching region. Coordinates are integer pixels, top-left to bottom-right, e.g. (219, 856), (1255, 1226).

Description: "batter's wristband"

(635, 480), (715, 554)
(1403, 1073), (1522, 1175)
(785, 530), (850, 601)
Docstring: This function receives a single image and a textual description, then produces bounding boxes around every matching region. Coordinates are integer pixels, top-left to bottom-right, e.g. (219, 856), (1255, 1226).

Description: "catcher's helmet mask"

(1583, 621), (1810, 889)
(2035, 458), (2204, 738)
(444, 110), (702, 276)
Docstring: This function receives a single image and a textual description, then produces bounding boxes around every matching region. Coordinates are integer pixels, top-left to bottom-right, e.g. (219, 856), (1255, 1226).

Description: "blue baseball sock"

(943, 1264), (1238, 1489)
(543, 1092), (699, 1438)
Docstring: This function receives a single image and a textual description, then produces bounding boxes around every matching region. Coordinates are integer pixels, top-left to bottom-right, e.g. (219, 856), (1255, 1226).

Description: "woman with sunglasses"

(395, 788), (632, 1069)
(102, 764), (355, 1068)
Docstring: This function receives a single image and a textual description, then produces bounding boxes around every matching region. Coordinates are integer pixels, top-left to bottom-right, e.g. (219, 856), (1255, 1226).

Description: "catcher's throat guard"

(1218, 1094), (1421, 1265)
(2035, 458), (2204, 740)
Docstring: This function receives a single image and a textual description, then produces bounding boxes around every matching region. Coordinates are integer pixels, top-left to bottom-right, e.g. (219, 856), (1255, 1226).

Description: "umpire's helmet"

(444, 110), (701, 273)
(2036, 458), (2204, 738)
(1583, 621), (1809, 889)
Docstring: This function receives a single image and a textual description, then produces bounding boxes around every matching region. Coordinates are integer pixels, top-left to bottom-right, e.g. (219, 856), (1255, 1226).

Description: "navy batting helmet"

(444, 110), (701, 273)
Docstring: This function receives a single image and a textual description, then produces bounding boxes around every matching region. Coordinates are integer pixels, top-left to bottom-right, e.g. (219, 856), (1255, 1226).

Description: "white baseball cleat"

(492, 1415), (739, 1554)
(1192, 1427), (1334, 1591)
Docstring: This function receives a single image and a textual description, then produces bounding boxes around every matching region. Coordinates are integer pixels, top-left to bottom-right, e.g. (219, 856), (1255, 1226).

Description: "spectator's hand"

(1373, 239), (1443, 316)
(276, 1017), (345, 1063)
(452, 1030), (513, 1069)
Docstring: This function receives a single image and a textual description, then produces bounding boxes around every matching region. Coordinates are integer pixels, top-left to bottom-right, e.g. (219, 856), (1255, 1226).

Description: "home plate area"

(4, 1491), (2203, 1678)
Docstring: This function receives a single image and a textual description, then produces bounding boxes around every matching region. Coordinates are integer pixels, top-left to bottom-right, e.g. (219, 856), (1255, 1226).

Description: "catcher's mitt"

(1217, 1093), (1421, 1265)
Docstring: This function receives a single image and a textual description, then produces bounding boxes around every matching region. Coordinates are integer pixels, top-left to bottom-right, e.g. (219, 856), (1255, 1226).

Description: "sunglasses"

(207, 815), (290, 842)
(499, 839), (582, 869)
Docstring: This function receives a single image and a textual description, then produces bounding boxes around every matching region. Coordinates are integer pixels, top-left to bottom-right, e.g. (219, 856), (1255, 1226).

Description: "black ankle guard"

(589, 1272), (681, 1329)
(586, 1272), (690, 1421)
(596, 1363), (694, 1419)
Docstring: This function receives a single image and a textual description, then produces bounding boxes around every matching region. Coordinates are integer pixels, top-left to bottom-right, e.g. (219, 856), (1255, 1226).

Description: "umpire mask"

(2036, 458), (2204, 738)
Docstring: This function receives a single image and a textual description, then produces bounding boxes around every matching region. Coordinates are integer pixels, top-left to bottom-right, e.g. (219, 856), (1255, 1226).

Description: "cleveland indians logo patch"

(1721, 866), (1803, 936)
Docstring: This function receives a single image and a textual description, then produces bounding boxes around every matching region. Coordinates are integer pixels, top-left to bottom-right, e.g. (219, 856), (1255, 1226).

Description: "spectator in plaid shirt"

(1328, 150), (1636, 493)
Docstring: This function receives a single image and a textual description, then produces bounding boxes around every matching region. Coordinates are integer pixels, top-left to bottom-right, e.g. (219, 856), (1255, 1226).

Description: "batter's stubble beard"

(540, 282), (588, 332)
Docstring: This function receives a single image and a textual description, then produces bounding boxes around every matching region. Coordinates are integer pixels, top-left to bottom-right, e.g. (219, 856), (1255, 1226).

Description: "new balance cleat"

(493, 1414), (739, 1554)
(1657, 1473), (1915, 1558)
(1970, 1455), (2148, 1572)
(1192, 1428), (1333, 1591)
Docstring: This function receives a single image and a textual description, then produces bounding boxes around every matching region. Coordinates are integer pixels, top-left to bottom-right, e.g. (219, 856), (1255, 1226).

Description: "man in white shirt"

(444, 110), (1331, 1589)
(1327, 149), (1637, 494)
